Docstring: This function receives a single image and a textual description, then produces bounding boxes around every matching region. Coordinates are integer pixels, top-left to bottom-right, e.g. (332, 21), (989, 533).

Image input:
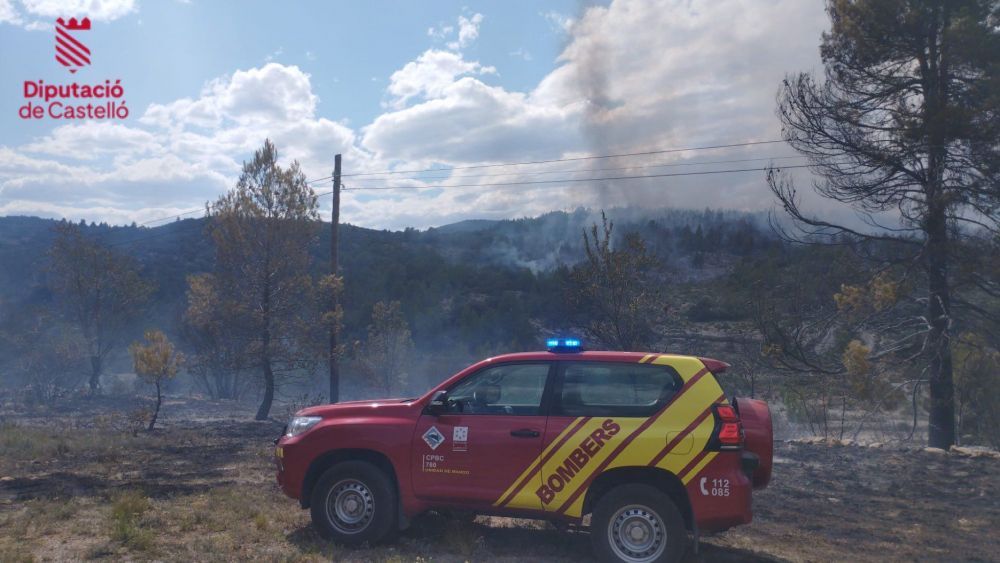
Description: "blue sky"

(3, 1), (576, 145)
(0, 0), (831, 229)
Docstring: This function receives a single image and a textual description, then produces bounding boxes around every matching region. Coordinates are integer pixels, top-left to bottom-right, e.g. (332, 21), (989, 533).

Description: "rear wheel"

(590, 484), (686, 563)
(309, 460), (397, 545)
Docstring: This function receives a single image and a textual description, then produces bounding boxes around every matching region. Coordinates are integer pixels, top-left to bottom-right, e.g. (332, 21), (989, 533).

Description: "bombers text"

(536, 418), (622, 504)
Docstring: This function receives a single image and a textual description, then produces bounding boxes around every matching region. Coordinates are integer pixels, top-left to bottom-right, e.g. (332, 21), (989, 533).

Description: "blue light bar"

(547, 337), (582, 352)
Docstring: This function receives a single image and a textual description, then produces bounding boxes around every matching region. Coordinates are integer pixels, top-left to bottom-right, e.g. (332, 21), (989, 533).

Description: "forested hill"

(0, 207), (778, 353)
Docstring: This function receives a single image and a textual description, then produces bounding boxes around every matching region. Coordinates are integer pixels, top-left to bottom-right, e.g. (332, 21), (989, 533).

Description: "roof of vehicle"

(483, 351), (697, 363)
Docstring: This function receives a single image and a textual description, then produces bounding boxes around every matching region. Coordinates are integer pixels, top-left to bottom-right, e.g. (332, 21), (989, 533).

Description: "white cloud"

(427, 12), (483, 51)
(264, 46), (284, 63)
(541, 10), (574, 34)
(385, 49), (496, 109)
(1, 63), (362, 222)
(19, 0), (135, 20)
(448, 13), (483, 50)
(142, 63), (318, 129)
(509, 48), (533, 61)
(0, 0), (22, 24)
(21, 122), (160, 160)
(366, 77), (580, 164)
(1, 0), (134, 29)
(427, 23), (453, 40)
(2, 0), (834, 230)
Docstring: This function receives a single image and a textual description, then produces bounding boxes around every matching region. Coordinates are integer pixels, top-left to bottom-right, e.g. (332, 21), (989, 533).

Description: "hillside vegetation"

(0, 207), (774, 387)
(1, 204), (998, 447)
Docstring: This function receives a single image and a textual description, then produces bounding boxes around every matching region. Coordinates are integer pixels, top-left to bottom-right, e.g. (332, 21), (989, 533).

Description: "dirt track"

(1, 398), (998, 562)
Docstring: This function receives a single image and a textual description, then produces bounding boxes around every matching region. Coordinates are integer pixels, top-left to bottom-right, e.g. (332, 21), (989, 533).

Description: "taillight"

(707, 403), (744, 451)
(716, 404), (737, 420)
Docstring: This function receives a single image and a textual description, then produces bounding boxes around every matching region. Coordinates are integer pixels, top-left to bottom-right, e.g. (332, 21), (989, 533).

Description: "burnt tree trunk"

(924, 204), (955, 448)
(256, 276), (274, 421)
(148, 380), (162, 432)
(256, 360), (275, 421)
(921, 16), (955, 449)
(88, 355), (102, 392)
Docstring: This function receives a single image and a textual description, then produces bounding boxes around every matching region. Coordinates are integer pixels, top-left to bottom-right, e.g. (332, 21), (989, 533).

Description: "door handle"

(510, 429), (541, 438)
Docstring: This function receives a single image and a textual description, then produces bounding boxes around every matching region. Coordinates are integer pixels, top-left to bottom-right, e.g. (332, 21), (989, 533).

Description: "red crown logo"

(55, 17), (91, 74)
(56, 17), (91, 30)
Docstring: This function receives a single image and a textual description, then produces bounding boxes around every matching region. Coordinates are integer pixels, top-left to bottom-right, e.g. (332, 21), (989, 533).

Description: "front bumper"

(274, 438), (306, 500)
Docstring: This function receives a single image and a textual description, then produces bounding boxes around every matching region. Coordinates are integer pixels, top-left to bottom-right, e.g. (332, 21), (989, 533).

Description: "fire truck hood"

(295, 398), (418, 418)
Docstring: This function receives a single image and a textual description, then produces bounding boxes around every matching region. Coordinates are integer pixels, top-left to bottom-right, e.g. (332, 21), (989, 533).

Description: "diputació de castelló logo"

(55, 17), (91, 73)
(19, 16), (129, 120)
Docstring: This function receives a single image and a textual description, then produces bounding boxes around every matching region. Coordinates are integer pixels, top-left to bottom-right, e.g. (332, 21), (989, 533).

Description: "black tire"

(590, 484), (686, 563)
(309, 460), (397, 545)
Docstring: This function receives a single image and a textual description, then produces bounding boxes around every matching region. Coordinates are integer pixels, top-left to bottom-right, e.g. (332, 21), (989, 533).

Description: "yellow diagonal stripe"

(542, 417), (645, 514)
(494, 416), (585, 506)
(650, 416), (715, 475)
(651, 355), (706, 381)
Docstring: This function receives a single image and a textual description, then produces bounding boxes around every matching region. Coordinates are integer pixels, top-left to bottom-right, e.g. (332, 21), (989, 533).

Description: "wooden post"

(329, 154), (342, 403)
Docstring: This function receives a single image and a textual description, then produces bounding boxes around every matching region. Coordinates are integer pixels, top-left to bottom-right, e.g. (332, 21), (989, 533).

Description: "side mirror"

(426, 390), (448, 416)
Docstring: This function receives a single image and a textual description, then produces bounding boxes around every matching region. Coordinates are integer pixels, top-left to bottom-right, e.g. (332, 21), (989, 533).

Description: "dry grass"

(1, 397), (998, 562)
(108, 491), (154, 551)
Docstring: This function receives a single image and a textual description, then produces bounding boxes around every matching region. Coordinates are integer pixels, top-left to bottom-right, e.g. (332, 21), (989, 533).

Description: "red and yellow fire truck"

(275, 339), (773, 563)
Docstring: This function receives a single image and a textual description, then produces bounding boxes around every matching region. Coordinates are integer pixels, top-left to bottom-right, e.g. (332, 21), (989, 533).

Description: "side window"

(445, 363), (551, 416)
(555, 362), (682, 417)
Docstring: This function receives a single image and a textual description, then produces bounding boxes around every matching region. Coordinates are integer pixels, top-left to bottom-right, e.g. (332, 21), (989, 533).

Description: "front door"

(411, 362), (553, 511)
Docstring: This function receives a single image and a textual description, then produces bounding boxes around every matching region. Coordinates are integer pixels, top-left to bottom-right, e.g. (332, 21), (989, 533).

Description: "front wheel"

(590, 484), (686, 563)
(309, 460), (397, 545)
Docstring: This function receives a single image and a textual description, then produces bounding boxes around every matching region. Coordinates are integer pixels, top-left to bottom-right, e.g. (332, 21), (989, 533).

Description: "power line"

(130, 207), (205, 228)
(99, 152), (807, 247)
(342, 164), (814, 191)
(342, 139), (787, 178)
(99, 148), (796, 233)
(349, 154), (809, 183)
(307, 174), (334, 185)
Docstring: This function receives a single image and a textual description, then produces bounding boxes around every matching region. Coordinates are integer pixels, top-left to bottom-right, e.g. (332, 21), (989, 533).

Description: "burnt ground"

(0, 397), (998, 562)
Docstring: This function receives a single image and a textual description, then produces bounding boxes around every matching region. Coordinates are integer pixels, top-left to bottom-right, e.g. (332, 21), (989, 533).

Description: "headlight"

(286, 416), (322, 437)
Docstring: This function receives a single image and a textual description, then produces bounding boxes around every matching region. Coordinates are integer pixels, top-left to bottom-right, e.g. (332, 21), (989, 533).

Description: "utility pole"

(329, 153), (342, 403)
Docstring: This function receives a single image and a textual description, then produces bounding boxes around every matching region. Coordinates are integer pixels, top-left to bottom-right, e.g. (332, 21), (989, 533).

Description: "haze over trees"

(183, 273), (251, 401)
(353, 300), (414, 396)
(48, 223), (154, 392)
(767, 0), (1000, 448)
(567, 212), (662, 351)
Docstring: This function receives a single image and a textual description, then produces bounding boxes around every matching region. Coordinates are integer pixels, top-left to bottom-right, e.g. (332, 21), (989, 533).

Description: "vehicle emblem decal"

(453, 426), (468, 451)
(422, 426), (445, 450)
